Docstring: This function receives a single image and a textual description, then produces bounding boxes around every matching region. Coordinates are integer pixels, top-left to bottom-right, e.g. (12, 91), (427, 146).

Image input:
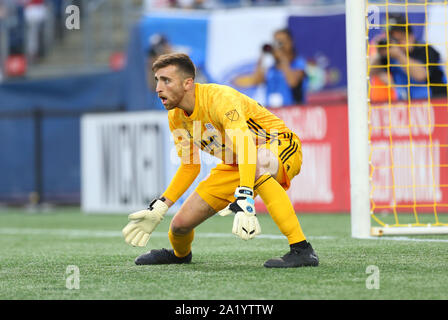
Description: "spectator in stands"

(8, 1), (26, 56)
(371, 14), (447, 100)
(24, 0), (48, 63)
(233, 28), (307, 107)
(368, 36), (398, 103)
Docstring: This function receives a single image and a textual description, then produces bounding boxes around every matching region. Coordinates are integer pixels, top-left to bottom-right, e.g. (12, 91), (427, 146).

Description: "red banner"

(369, 98), (448, 213)
(254, 103), (350, 212)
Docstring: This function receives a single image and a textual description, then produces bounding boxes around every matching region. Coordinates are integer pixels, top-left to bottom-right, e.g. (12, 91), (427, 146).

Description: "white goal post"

(346, 0), (371, 238)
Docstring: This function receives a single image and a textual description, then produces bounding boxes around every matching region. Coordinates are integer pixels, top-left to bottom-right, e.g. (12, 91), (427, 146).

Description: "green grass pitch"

(0, 207), (447, 300)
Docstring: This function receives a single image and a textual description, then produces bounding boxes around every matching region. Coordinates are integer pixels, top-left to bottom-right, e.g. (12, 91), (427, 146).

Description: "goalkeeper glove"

(122, 198), (169, 247)
(218, 186), (261, 240)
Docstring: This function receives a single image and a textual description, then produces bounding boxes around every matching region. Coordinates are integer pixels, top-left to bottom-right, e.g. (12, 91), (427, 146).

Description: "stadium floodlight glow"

(346, 0), (371, 238)
(347, 0), (448, 237)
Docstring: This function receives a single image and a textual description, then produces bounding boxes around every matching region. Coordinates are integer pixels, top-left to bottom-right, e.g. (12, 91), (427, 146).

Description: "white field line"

(1, 228), (447, 242)
(0, 227), (334, 241)
(373, 236), (448, 243)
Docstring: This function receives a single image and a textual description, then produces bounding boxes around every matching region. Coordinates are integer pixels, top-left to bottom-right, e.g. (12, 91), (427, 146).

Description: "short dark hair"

(152, 53), (196, 79)
(388, 13), (414, 36)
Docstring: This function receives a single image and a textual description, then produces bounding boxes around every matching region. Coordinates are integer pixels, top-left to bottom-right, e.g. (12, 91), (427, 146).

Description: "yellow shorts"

(195, 132), (302, 212)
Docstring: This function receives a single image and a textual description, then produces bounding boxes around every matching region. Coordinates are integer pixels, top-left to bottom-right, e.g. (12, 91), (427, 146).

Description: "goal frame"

(345, 0), (448, 237)
(346, 0), (371, 238)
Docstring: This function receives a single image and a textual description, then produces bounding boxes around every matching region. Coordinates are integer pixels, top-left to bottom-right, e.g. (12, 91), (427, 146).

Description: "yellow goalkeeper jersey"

(162, 83), (296, 201)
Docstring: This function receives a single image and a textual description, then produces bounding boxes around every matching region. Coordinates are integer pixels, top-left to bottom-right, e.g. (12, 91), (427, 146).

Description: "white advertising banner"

(81, 111), (168, 213)
(81, 111), (219, 213)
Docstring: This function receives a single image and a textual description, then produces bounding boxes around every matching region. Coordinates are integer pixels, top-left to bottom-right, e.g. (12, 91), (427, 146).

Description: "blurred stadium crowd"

(0, 0), (347, 207)
(1, 0), (446, 208)
(0, 0), (343, 80)
(0, 0), (79, 77)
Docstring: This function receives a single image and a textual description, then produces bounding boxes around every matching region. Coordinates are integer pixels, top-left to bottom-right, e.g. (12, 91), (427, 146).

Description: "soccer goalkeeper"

(122, 53), (318, 268)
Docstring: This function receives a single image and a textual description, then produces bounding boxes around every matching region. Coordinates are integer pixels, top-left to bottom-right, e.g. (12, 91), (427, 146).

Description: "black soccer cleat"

(134, 248), (192, 265)
(264, 243), (319, 268)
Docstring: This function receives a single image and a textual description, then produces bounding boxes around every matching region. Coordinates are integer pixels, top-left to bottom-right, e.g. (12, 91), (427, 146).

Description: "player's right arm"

(162, 114), (202, 204)
(162, 162), (201, 205)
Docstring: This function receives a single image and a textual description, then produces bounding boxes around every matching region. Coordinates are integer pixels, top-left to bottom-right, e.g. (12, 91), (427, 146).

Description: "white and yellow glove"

(218, 187), (261, 240)
(122, 198), (169, 247)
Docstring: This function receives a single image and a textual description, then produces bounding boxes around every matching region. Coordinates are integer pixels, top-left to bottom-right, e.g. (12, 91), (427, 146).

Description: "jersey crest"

(225, 109), (240, 122)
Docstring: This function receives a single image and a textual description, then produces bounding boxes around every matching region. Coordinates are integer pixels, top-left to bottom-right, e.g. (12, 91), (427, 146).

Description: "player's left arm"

(214, 98), (261, 240)
(218, 102), (257, 190)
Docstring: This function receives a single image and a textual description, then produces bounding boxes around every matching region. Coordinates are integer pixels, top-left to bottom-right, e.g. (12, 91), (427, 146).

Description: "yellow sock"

(255, 174), (306, 245)
(168, 227), (194, 258)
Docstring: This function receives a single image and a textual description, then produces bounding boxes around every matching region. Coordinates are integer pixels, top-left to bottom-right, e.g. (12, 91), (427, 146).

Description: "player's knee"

(170, 215), (193, 235)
